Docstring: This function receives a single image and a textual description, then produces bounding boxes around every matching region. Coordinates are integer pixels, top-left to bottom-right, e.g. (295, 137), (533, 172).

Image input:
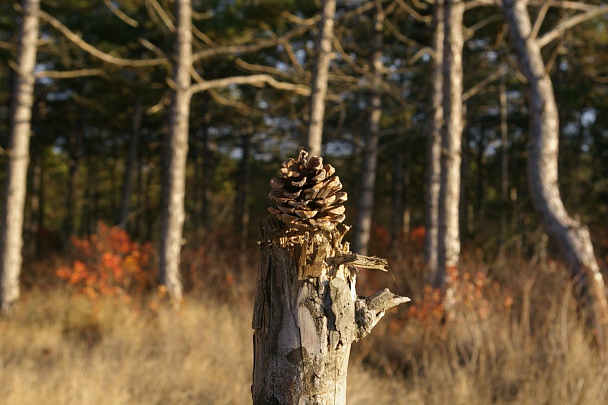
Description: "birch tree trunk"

(436, 0), (464, 287)
(502, 0), (608, 343)
(252, 151), (408, 404)
(159, 0), (192, 304)
(354, 5), (384, 256)
(306, 0), (336, 157)
(424, 0), (444, 286)
(0, 0), (39, 314)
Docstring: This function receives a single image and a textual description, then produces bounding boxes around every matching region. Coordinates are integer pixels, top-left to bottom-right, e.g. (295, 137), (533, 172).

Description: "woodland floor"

(2, 250), (608, 404)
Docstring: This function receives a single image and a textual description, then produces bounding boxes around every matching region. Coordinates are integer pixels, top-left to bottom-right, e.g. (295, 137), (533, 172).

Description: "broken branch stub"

(252, 150), (410, 405)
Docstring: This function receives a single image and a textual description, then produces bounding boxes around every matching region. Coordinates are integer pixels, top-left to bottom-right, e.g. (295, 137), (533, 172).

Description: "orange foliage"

(408, 266), (512, 328)
(56, 222), (156, 300)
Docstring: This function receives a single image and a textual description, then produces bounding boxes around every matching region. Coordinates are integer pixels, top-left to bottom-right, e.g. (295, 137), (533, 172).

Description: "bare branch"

(192, 25), (217, 47)
(235, 58), (295, 80)
(138, 37), (165, 58)
(40, 10), (168, 67)
(531, 0), (552, 41)
(146, 0), (175, 32)
(529, 0), (597, 12)
(208, 89), (263, 117)
(538, 5), (608, 48)
(188, 74), (311, 96)
(395, 0), (431, 22)
(463, 64), (508, 101)
(104, 0), (139, 27)
(35, 68), (110, 80)
(192, 22), (315, 62)
(0, 41), (14, 50)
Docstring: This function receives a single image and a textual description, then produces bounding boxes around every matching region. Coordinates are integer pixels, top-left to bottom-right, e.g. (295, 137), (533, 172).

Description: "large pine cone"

(268, 150), (347, 231)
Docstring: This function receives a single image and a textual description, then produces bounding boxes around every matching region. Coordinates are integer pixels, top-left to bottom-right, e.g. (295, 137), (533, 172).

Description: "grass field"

(2, 253), (608, 404)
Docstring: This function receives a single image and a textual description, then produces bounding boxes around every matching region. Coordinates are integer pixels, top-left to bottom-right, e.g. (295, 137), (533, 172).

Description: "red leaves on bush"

(56, 222), (156, 300)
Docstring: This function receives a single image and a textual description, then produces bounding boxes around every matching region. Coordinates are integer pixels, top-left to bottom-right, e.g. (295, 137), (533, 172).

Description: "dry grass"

(3, 255), (608, 404)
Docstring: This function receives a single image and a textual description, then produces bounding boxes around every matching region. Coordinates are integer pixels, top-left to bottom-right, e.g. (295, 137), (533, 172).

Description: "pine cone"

(268, 150), (347, 231)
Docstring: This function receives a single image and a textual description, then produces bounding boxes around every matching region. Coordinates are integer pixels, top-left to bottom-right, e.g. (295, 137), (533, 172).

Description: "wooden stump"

(252, 216), (408, 404)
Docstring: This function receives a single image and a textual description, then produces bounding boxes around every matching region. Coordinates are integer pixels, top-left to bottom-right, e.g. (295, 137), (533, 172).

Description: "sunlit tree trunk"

(306, 0), (336, 156)
(425, 0), (443, 286)
(436, 0), (464, 288)
(354, 5), (383, 256)
(160, 0), (192, 304)
(502, 0), (608, 344)
(0, 0), (39, 314)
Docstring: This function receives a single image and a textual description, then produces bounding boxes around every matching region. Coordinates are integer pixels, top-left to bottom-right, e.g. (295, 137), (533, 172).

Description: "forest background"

(2, 0), (608, 404)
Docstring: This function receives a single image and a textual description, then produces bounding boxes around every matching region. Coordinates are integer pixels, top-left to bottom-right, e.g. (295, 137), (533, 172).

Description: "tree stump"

(252, 151), (409, 404)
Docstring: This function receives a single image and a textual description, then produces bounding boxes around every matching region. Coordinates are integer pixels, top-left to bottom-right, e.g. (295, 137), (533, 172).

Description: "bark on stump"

(252, 151), (409, 404)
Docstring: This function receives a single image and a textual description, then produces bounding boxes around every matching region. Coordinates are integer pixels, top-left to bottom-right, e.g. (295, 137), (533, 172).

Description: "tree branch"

(146, 0), (175, 32)
(39, 10), (168, 67)
(35, 68), (110, 80)
(188, 74), (311, 96)
(538, 5), (608, 48)
(463, 64), (508, 101)
(104, 0), (139, 27)
(192, 22), (315, 62)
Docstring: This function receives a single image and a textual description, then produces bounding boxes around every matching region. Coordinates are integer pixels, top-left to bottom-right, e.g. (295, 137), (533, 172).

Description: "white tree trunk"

(354, 7), (384, 256)
(160, 0), (192, 304)
(306, 0), (336, 157)
(437, 0), (464, 287)
(502, 0), (608, 342)
(0, 0), (39, 314)
(425, 0), (444, 286)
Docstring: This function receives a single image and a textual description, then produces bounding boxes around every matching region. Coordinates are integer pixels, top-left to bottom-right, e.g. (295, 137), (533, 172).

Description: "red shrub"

(56, 222), (156, 300)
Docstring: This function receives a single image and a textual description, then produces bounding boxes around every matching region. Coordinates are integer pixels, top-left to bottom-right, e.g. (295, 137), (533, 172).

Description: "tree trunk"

(0, 0), (39, 314)
(499, 75), (509, 253)
(252, 152), (408, 404)
(424, 0), (443, 286)
(436, 0), (464, 287)
(118, 96), (142, 228)
(160, 0), (192, 304)
(502, 0), (608, 344)
(305, 0), (336, 157)
(237, 125), (252, 254)
(63, 106), (85, 244)
(390, 150), (404, 250)
(353, 6), (383, 256)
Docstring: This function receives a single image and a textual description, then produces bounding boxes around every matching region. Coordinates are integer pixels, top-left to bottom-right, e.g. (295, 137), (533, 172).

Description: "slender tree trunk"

(119, 96), (142, 228)
(160, 0), (192, 304)
(25, 143), (41, 258)
(436, 0), (464, 287)
(499, 75), (509, 253)
(502, 0), (608, 344)
(390, 150), (404, 250)
(0, 0), (39, 314)
(354, 6), (384, 256)
(63, 108), (84, 244)
(237, 125), (252, 254)
(305, 0), (336, 156)
(201, 129), (214, 228)
(424, 0), (443, 285)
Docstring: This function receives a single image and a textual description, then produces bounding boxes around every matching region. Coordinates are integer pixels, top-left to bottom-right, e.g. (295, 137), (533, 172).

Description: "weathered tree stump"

(252, 151), (409, 404)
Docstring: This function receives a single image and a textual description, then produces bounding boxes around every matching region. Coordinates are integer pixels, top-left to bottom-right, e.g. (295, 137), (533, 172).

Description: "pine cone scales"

(268, 150), (347, 230)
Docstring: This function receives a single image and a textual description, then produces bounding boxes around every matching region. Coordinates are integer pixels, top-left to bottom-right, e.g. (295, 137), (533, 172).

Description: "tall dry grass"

(3, 248), (608, 404)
